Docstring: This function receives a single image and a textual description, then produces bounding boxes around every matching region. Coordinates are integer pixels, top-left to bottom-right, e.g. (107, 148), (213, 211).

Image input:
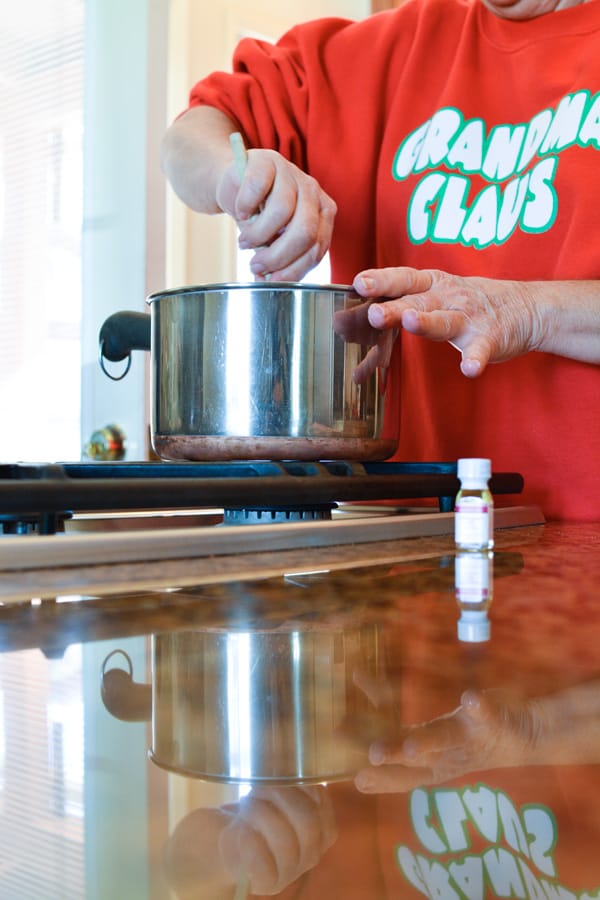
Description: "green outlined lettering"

(395, 786), (588, 899)
(406, 157), (558, 248)
(393, 91), (598, 248)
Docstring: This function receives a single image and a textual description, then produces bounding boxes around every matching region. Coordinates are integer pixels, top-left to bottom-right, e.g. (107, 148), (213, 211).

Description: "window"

(0, 1), (84, 461)
(0, 0), (167, 464)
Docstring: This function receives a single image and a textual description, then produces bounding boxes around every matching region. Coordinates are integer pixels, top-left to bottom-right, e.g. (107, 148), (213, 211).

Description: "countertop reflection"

(0, 520), (599, 898)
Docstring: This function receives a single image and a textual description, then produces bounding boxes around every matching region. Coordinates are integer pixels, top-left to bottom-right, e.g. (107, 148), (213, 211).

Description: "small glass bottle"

(454, 458), (494, 551)
(455, 550), (494, 642)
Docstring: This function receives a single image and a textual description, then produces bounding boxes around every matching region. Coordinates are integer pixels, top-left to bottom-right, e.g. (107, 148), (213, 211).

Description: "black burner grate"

(0, 460), (524, 534)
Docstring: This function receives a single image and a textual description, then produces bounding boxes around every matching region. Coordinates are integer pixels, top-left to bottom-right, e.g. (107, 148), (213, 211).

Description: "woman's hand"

(218, 785), (337, 895)
(161, 106), (336, 282)
(354, 689), (547, 794)
(217, 148), (337, 282)
(353, 267), (542, 378)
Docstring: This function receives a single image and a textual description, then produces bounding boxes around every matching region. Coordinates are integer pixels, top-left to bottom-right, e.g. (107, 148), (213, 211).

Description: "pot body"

(150, 625), (380, 784)
(147, 283), (397, 461)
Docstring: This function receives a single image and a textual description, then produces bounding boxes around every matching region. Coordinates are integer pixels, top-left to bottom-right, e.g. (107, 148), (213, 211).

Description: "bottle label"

(455, 552), (492, 602)
(455, 497), (493, 547)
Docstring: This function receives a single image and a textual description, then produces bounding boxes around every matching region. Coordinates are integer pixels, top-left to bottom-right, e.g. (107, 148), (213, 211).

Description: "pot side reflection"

(102, 623), (381, 786)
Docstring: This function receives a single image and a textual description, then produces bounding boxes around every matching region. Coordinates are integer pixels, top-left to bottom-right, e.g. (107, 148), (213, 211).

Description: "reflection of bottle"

(454, 458), (494, 551)
(84, 424), (126, 461)
(455, 550), (494, 642)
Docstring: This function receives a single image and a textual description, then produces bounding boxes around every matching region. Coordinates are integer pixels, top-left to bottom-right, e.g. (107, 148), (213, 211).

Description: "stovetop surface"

(0, 521), (599, 899)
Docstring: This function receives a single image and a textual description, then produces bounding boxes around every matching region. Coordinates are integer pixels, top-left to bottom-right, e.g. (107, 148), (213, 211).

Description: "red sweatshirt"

(188, 0), (600, 520)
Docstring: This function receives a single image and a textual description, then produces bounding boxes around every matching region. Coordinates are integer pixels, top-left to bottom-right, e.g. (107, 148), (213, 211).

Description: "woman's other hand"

(353, 267), (542, 378)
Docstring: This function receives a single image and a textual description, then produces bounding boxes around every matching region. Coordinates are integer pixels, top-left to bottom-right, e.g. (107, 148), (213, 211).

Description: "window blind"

(0, 1), (84, 460)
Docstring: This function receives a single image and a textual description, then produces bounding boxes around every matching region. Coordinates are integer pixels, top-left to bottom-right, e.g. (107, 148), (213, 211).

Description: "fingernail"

(356, 275), (374, 292)
(461, 358), (481, 377)
(355, 773), (375, 792)
(462, 689), (480, 710)
(402, 738), (417, 759)
(367, 304), (385, 327)
(369, 742), (385, 765)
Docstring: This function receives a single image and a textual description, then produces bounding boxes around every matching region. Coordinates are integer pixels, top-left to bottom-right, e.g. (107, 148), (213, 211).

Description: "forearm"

(526, 680), (600, 766)
(529, 279), (600, 365)
(160, 105), (239, 214)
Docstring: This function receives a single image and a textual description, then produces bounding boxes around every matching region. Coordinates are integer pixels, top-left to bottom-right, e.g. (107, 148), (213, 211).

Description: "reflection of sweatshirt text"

(397, 784), (600, 898)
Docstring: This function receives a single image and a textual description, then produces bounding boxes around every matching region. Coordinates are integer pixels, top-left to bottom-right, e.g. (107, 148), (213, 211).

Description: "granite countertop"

(1, 519), (599, 898)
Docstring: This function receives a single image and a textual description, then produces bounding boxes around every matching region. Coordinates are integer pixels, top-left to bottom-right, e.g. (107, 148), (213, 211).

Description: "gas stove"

(0, 459), (544, 583)
(0, 459), (525, 534)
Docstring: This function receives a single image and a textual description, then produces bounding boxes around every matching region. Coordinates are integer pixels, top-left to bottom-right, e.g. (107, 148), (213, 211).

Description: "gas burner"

(224, 504), (336, 525)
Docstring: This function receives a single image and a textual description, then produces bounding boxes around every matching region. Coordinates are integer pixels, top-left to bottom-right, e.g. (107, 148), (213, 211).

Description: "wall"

(164, 0), (371, 289)
(81, 0), (169, 460)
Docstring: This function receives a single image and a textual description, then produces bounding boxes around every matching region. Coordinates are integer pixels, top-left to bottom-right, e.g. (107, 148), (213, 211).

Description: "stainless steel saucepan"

(101, 623), (381, 785)
(99, 282), (398, 461)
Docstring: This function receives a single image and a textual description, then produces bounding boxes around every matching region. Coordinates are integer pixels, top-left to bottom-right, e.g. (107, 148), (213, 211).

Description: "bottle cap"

(458, 612), (491, 643)
(457, 458), (491, 481)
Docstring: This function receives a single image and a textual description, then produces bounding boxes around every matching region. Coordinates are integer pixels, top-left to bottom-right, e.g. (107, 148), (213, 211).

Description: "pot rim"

(147, 750), (357, 784)
(147, 281), (355, 303)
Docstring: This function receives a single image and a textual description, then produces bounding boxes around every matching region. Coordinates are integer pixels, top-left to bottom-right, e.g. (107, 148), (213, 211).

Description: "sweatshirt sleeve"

(187, 17), (356, 171)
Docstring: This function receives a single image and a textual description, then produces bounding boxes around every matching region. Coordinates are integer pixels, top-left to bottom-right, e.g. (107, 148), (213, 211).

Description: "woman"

(160, 0), (600, 520)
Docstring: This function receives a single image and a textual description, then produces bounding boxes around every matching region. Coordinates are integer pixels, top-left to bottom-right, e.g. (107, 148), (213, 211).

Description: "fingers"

(366, 303), (491, 378)
(351, 345), (381, 384)
(219, 816), (278, 891)
(363, 709), (465, 770)
(332, 304), (398, 383)
(461, 688), (539, 743)
(354, 267), (435, 300)
(369, 304), (457, 340)
(355, 763), (434, 794)
(332, 301), (375, 343)
(354, 267), (536, 375)
(402, 309), (493, 376)
(399, 307), (457, 340)
(353, 690), (542, 795)
(268, 182), (336, 280)
(353, 699), (479, 794)
(219, 785), (336, 894)
(248, 194), (336, 281)
(349, 333), (395, 384)
(457, 334), (493, 377)
(352, 668), (396, 709)
(233, 151), (336, 281)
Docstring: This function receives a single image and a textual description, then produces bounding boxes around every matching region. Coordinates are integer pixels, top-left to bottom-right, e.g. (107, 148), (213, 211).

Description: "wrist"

(528, 280), (600, 364)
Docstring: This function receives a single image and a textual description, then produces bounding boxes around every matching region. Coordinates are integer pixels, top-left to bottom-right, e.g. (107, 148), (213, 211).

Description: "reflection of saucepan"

(101, 624), (381, 785)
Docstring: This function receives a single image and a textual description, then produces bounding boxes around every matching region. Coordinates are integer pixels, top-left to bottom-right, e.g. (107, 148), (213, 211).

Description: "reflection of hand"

(353, 267), (541, 378)
(355, 689), (546, 794)
(217, 149), (337, 282)
(219, 785), (338, 895)
(333, 302), (398, 383)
